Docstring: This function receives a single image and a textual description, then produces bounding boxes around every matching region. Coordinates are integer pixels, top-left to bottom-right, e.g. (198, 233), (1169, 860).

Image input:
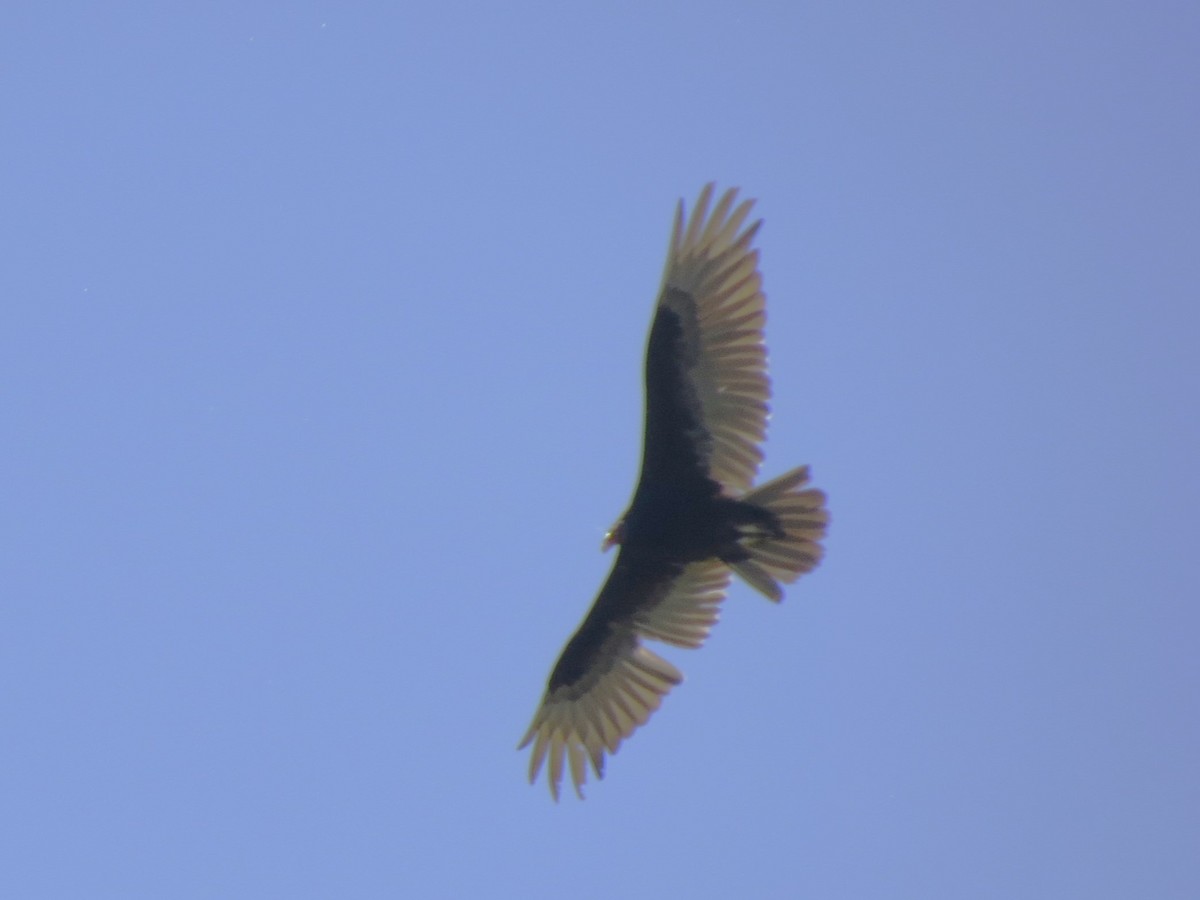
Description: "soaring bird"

(519, 184), (828, 799)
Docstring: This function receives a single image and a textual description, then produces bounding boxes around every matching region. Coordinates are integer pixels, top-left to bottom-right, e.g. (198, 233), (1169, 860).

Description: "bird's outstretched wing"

(519, 558), (731, 800)
(637, 183), (770, 494)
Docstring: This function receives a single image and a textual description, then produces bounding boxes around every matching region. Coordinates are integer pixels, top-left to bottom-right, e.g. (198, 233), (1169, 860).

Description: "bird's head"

(602, 518), (626, 552)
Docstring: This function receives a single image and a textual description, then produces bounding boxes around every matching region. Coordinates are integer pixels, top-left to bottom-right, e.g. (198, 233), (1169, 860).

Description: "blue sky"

(3, 3), (1197, 897)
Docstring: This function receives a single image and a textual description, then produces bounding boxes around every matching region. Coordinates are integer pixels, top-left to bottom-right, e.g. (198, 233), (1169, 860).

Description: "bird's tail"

(729, 465), (828, 602)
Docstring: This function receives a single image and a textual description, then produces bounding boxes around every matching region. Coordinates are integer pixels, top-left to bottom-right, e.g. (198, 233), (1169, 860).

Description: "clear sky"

(3, 3), (1197, 898)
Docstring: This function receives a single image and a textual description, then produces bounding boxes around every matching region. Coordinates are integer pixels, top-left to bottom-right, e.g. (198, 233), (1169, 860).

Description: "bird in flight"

(519, 184), (828, 799)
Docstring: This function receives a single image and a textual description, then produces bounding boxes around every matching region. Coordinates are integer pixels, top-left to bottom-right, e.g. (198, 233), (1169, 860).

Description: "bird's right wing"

(519, 559), (731, 800)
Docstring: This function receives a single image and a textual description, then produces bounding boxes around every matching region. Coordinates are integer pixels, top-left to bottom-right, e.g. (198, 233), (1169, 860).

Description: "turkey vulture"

(519, 184), (828, 799)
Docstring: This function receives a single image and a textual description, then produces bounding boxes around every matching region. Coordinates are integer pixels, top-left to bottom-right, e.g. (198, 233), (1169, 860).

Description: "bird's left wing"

(637, 184), (772, 495)
(519, 559), (731, 800)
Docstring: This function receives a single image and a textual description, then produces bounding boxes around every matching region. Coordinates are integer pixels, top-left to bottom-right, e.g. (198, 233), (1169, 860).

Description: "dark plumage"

(519, 184), (828, 799)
